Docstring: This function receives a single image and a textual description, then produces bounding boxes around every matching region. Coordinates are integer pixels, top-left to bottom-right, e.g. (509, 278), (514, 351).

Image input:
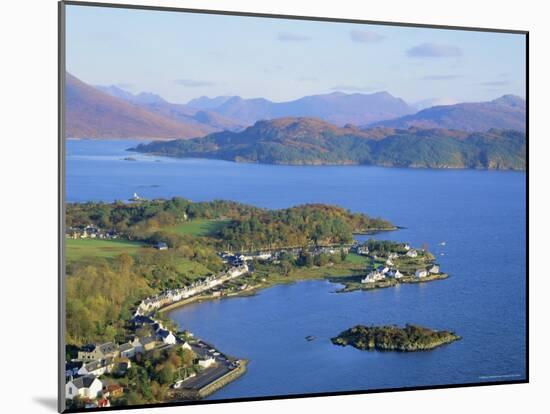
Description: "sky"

(65, 4), (526, 105)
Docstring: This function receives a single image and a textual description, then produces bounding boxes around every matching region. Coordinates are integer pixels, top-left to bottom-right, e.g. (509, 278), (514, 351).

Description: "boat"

(305, 335), (316, 342)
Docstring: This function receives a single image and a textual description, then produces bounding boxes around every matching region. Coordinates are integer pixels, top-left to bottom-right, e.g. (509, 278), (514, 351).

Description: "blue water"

(66, 139), (527, 397)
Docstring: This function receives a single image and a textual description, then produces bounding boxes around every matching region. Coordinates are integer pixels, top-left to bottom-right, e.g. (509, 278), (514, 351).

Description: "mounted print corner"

(59, 1), (528, 412)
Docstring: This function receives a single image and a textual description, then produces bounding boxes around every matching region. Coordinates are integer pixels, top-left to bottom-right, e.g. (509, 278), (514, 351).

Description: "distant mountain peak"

(370, 95), (526, 132)
(492, 94), (525, 108)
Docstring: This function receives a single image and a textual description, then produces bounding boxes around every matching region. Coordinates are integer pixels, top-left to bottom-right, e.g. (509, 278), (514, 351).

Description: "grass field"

(344, 253), (369, 265)
(163, 219), (231, 237)
(66, 238), (148, 261)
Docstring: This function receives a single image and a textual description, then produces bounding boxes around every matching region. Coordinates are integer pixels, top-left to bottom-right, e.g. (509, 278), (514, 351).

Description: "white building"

(406, 249), (418, 258)
(198, 357), (216, 369)
(429, 264), (440, 274)
(66, 375), (103, 400)
(386, 258), (394, 266)
(415, 269), (428, 278)
(388, 269), (404, 279)
(119, 343), (136, 359)
(157, 329), (177, 345)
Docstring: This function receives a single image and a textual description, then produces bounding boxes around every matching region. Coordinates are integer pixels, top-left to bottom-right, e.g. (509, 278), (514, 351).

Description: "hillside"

(187, 91), (415, 126)
(370, 95), (526, 132)
(131, 117), (526, 170)
(65, 73), (210, 139)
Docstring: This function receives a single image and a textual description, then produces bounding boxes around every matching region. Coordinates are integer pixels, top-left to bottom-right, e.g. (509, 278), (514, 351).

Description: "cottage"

(403, 244), (411, 251)
(66, 375), (103, 400)
(198, 357), (216, 369)
(65, 361), (84, 379)
(388, 269), (404, 279)
(386, 258), (394, 266)
(119, 343), (136, 359)
(361, 270), (385, 284)
(388, 252), (399, 259)
(406, 249), (418, 258)
(357, 245), (369, 256)
(429, 264), (440, 274)
(376, 265), (390, 274)
(77, 358), (115, 377)
(154, 242), (168, 250)
(181, 342), (192, 351)
(415, 269), (428, 278)
(157, 329), (177, 345)
(104, 384), (124, 399)
(77, 343), (119, 361)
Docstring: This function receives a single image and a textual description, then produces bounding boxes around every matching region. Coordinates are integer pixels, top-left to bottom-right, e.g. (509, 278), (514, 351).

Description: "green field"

(344, 253), (369, 265)
(164, 219), (231, 237)
(66, 238), (148, 261)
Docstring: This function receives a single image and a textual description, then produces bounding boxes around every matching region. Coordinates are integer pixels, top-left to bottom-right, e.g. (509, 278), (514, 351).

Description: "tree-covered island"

(331, 324), (461, 352)
(64, 197), (448, 408)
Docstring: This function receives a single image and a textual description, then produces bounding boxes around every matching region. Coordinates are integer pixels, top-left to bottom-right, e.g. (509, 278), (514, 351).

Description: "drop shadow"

(33, 396), (58, 412)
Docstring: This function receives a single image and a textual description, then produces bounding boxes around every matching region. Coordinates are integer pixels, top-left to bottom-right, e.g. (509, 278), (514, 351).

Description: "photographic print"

(60, 2), (527, 411)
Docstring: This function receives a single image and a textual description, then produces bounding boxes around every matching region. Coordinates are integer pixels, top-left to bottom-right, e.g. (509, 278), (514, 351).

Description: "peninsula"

(331, 324), (461, 352)
(130, 117), (526, 170)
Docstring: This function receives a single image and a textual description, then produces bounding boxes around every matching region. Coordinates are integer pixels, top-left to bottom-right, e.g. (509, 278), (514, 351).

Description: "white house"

(406, 249), (418, 258)
(66, 375), (103, 400)
(119, 343), (136, 359)
(157, 329), (177, 345)
(357, 245), (369, 255)
(388, 269), (403, 279)
(429, 264), (440, 274)
(198, 357), (216, 369)
(386, 258), (394, 266)
(403, 244), (411, 251)
(77, 358), (114, 377)
(415, 269), (428, 278)
(388, 252), (399, 259)
(181, 342), (192, 351)
(361, 270), (385, 284)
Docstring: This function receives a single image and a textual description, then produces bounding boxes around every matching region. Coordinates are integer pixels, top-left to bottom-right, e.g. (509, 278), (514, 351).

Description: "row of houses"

(361, 265), (404, 283)
(137, 263), (249, 313)
(361, 263), (440, 284)
(66, 224), (119, 240)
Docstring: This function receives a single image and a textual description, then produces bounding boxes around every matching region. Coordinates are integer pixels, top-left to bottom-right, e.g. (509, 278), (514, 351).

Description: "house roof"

(98, 342), (118, 354)
(71, 375), (100, 389)
(157, 329), (173, 339)
(119, 343), (134, 352)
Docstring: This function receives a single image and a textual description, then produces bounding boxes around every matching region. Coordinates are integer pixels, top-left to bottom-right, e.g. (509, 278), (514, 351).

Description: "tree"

(157, 363), (176, 385)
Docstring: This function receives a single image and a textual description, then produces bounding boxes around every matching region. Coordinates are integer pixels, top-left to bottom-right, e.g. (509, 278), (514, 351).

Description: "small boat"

(305, 335), (316, 342)
(439, 241), (446, 246)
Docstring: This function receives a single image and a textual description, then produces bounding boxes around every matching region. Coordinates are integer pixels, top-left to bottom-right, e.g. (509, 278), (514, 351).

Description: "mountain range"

(131, 117), (526, 170)
(66, 74), (211, 139)
(66, 72), (526, 142)
(370, 95), (526, 132)
(187, 91), (415, 126)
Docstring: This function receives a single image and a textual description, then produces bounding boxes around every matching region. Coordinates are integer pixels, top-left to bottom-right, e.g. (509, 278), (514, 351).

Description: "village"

(358, 243), (442, 284)
(65, 219), (445, 407)
(65, 260), (251, 409)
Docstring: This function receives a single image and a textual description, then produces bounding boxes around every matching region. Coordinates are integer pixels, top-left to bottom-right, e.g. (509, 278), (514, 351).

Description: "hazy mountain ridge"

(65, 73), (209, 139)
(96, 85), (243, 133)
(187, 91), (415, 126)
(370, 95), (526, 132)
(131, 117), (526, 170)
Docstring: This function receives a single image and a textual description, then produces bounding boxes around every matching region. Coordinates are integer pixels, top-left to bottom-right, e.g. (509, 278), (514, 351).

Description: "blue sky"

(66, 4), (526, 105)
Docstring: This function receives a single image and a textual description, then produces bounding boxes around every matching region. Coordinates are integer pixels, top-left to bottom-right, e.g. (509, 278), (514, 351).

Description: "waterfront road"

(182, 364), (231, 390)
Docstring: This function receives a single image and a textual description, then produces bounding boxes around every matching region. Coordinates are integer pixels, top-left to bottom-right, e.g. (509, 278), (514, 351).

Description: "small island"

(331, 324), (461, 352)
